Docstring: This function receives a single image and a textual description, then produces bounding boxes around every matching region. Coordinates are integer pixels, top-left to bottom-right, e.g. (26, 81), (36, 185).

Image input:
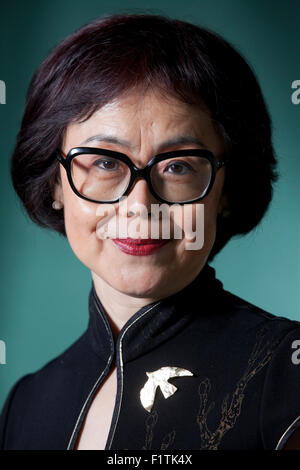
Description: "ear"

(52, 172), (64, 204)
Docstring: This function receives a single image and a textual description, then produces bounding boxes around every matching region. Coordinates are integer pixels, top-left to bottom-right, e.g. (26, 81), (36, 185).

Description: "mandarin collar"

(87, 263), (223, 364)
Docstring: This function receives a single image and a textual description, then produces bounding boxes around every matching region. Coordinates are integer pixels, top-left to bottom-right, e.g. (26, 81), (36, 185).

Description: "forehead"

(92, 89), (206, 118)
(62, 88), (224, 156)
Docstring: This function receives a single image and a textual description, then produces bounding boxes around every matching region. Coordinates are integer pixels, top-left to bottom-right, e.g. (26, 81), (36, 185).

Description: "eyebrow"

(80, 134), (206, 152)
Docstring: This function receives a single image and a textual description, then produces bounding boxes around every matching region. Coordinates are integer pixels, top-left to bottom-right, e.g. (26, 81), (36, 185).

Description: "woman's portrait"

(0, 1), (299, 451)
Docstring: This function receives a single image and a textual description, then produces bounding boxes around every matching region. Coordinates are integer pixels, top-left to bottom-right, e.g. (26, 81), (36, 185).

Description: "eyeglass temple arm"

(56, 150), (67, 168)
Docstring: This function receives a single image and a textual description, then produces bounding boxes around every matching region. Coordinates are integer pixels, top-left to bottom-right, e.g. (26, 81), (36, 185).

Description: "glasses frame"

(56, 146), (227, 205)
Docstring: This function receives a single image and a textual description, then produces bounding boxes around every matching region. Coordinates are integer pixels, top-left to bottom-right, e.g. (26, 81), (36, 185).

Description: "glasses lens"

(71, 153), (131, 201)
(150, 156), (212, 203)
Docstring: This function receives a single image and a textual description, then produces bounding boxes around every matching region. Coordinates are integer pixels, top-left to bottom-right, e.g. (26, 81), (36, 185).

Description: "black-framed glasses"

(56, 147), (227, 205)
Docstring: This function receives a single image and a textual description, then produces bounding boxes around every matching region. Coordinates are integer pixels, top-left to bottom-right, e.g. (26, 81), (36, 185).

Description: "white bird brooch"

(140, 366), (194, 412)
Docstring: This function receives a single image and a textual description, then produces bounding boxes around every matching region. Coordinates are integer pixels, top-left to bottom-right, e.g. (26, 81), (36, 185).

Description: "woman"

(0, 13), (299, 451)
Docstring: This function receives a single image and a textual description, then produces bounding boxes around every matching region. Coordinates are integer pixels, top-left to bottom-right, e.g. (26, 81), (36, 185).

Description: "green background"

(0, 0), (299, 410)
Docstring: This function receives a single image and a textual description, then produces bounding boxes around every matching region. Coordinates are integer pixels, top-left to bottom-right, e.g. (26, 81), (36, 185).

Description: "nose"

(120, 177), (158, 218)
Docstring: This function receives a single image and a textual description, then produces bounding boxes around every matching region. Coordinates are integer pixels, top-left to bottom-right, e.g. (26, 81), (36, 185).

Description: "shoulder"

(215, 287), (300, 339)
(15, 330), (90, 390)
(3, 326), (99, 399)
(193, 288), (300, 449)
(187, 286), (300, 375)
(0, 330), (95, 449)
(217, 289), (300, 448)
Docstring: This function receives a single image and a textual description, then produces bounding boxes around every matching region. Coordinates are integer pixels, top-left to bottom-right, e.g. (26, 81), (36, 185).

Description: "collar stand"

(87, 263), (222, 363)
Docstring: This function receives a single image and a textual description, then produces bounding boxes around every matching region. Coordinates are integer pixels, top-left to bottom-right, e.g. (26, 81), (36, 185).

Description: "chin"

(110, 271), (166, 299)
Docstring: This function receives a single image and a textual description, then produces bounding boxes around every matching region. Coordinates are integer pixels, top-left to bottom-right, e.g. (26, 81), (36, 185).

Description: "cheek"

(170, 200), (218, 258)
(202, 175), (225, 242)
(192, 191), (221, 252)
(61, 180), (103, 259)
(174, 168), (223, 241)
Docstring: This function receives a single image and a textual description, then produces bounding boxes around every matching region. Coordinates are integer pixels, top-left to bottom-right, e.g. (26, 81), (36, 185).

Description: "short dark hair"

(10, 13), (278, 260)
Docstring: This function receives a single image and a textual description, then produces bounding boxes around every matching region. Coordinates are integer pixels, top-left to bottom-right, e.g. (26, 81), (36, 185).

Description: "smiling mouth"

(111, 237), (170, 256)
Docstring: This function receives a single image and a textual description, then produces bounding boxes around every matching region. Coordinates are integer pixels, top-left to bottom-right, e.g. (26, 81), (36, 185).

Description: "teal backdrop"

(0, 0), (299, 410)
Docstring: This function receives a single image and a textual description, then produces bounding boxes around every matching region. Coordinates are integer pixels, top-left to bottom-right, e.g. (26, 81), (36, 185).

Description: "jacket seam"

(106, 301), (162, 450)
(275, 415), (300, 450)
(67, 288), (115, 450)
(66, 356), (113, 450)
(91, 286), (114, 355)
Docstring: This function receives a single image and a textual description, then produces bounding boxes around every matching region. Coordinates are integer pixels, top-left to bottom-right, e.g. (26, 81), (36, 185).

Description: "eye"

(164, 160), (195, 175)
(93, 158), (120, 171)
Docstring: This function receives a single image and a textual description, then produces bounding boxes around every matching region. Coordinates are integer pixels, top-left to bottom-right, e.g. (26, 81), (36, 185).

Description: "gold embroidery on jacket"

(140, 327), (281, 450)
(142, 410), (176, 450)
(196, 327), (280, 449)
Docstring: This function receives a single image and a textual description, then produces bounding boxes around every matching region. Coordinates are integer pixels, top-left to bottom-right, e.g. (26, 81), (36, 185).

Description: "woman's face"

(55, 89), (227, 300)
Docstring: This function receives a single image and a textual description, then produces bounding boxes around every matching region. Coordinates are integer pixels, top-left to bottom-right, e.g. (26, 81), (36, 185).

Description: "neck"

(91, 272), (159, 340)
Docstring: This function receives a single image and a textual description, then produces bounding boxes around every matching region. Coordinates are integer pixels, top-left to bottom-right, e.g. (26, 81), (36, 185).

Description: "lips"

(112, 237), (170, 256)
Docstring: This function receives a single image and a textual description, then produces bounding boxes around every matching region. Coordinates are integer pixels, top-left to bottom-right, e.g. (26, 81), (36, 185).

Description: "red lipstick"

(112, 238), (170, 256)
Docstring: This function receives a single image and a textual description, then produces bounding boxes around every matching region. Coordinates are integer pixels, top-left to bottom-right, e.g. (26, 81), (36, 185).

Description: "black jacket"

(1, 264), (300, 450)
